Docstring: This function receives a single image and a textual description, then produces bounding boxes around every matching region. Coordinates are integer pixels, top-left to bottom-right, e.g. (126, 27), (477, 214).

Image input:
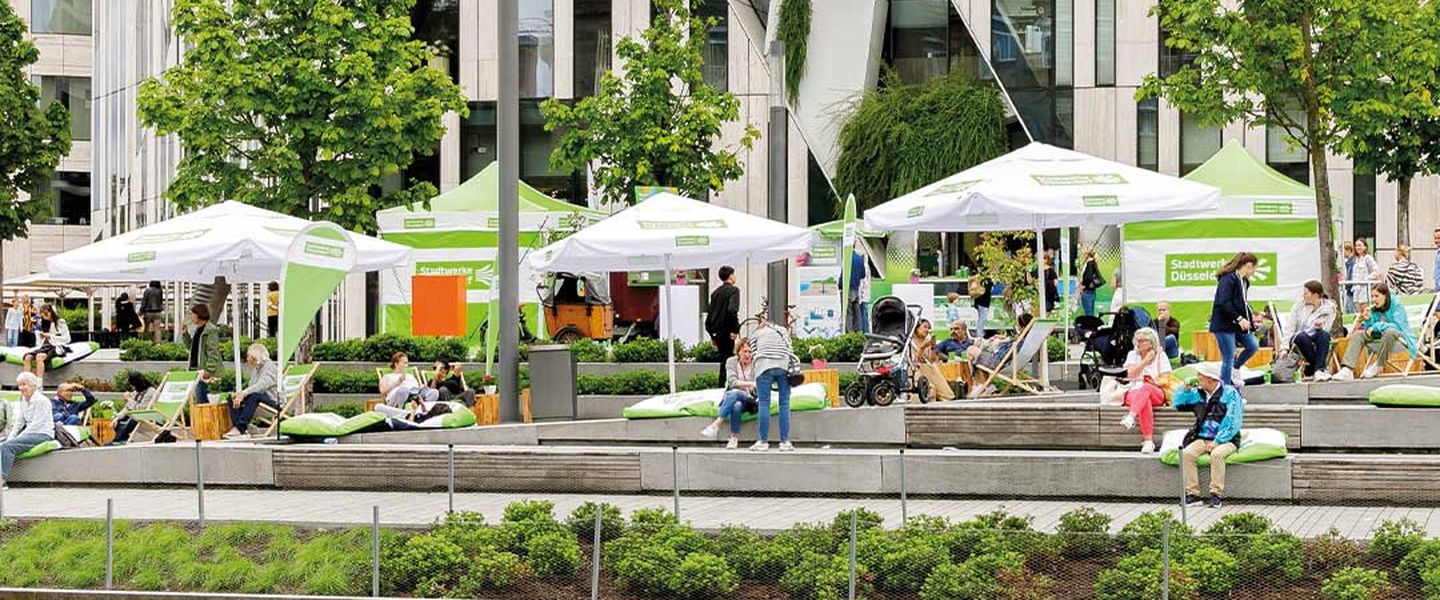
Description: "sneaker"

(725, 437), (739, 449)
(700, 423), (719, 439)
(1119, 413), (1137, 430)
(1312, 370), (1332, 382)
(222, 428), (246, 440)
(1333, 367), (1355, 381)
(1140, 440), (1155, 454)
(1361, 363), (1382, 379)
(1184, 494), (1206, 507)
(749, 441), (769, 452)
(778, 442), (795, 452)
(1206, 494), (1224, 508)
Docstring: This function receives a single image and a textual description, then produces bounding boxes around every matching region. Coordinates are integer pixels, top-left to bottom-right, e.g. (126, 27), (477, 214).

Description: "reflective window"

(32, 171), (90, 225)
(30, 0), (90, 35)
(698, 0), (728, 91)
(1179, 111), (1220, 175)
(35, 76), (91, 141)
(1266, 113), (1309, 184)
(411, 0), (460, 84)
(519, 0), (555, 98)
(1353, 174), (1376, 247)
(1095, 0), (1115, 86)
(1136, 98), (1158, 170)
(890, 0), (950, 84)
(462, 101), (584, 201)
(990, 0), (1073, 146)
(1159, 25), (1199, 77)
(574, 0), (612, 98)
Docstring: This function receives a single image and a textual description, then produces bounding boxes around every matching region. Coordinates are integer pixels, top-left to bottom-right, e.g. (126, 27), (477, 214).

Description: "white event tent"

(864, 143), (1222, 383)
(529, 192), (814, 392)
(46, 201), (412, 391)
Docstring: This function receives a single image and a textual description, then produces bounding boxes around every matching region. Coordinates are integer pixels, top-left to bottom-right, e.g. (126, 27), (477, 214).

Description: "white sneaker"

(1141, 440), (1155, 454)
(778, 442), (795, 452)
(1119, 413), (1137, 430)
(725, 437), (738, 449)
(1333, 367), (1354, 381)
(1361, 363), (1382, 379)
(223, 428), (246, 440)
(749, 441), (769, 452)
(700, 423), (719, 439)
(1313, 370), (1332, 382)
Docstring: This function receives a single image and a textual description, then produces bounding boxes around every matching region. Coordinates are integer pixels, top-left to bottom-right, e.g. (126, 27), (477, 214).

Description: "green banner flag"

(839, 194), (857, 330)
(279, 223), (356, 369)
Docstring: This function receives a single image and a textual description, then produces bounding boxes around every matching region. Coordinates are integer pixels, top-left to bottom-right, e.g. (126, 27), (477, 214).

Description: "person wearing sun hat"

(1172, 362), (1245, 509)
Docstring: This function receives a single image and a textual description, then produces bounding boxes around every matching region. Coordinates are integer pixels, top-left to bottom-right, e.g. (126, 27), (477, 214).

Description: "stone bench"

(1292, 454), (1440, 502)
(905, 403), (1303, 450)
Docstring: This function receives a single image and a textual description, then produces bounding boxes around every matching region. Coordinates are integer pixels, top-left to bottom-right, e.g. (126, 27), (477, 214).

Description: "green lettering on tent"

(925, 180), (981, 196)
(906, 206), (925, 218)
(303, 241), (346, 259)
(403, 217), (436, 229)
(1252, 202), (1293, 215)
(637, 219), (727, 230)
(675, 235), (710, 247)
(416, 260), (494, 290)
(127, 251), (156, 263)
(1125, 219), (1317, 241)
(1031, 173), (1128, 186)
(1084, 195), (1119, 207)
(382, 231), (541, 249)
(131, 229), (209, 245)
(1165, 252), (1278, 287)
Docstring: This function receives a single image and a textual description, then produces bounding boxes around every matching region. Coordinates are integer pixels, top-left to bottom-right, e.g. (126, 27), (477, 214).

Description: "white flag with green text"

(279, 223), (357, 370)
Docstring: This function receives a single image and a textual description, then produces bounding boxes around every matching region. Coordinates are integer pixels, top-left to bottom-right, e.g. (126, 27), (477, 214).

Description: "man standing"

(141, 281), (165, 342)
(706, 266), (741, 382)
(1174, 362), (1245, 508)
(848, 245), (869, 333)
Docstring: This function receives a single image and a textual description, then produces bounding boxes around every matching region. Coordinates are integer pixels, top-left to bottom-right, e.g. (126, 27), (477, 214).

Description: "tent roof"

(378, 162), (603, 216)
(1183, 140), (1314, 200)
(811, 219), (887, 239)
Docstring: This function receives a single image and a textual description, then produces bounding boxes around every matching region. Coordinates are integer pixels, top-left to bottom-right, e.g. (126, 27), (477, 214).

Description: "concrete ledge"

(271, 445), (643, 492)
(1301, 405), (1440, 449)
(906, 403), (1303, 450)
(10, 444), (273, 486)
(1293, 454), (1440, 502)
(645, 448), (889, 494)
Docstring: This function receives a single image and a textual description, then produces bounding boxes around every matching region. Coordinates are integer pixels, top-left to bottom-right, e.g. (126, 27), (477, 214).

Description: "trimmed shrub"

(612, 338), (674, 363)
(918, 552), (1023, 600)
(1370, 518), (1425, 565)
(872, 533), (947, 593)
(779, 552), (851, 600)
(1321, 567), (1391, 600)
(613, 543), (680, 595)
(576, 371), (670, 396)
(566, 502), (625, 542)
(688, 340), (720, 363)
(380, 534), (465, 596)
(1180, 545), (1237, 595)
(113, 369), (163, 391)
(1056, 508), (1112, 558)
(524, 532), (581, 578)
(454, 547), (525, 593)
(629, 507), (680, 528)
(311, 332), (469, 363)
(679, 371), (721, 391)
(1094, 549), (1197, 600)
(995, 567), (1057, 600)
(1399, 540), (1440, 586)
(1119, 510), (1195, 554)
(1309, 528), (1362, 574)
(502, 500), (556, 524)
(671, 552), (739, 599)
(310, 368), (376, 394)
(830, 508), (884, 546)
(120, 338), (190, 361)
(712, 526), (768, 579)
(1235, 532), (1304, 582)
(1422, 566), (1440, 600)
(568, 340), (610, 363)
(321, 401), (365, 418)
(1204, 512), (1278, 554)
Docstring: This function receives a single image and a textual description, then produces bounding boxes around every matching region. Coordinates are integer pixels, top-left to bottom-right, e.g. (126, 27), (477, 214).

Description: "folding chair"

(1411, 295), (1440, 372)
(970, 318), (1063, 398)
(374, 366), (425, 405)
(254, 363), (319, 437)
(129, 371), (201, 442)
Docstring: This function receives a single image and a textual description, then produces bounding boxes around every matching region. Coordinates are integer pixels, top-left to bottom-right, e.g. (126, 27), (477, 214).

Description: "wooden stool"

(89, 418), (116, 446)
(1246, 347), (1273, 368)
(801, 369), (840, 406)
(1192, 332), (1220, 361)
(938, 362), (973, 385)
(191, 402), (232, 441)
(472, 394), (500, 425)
(365, 399), (383, 412)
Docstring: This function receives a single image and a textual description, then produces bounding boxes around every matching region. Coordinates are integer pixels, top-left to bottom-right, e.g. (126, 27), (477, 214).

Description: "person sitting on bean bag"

(1174, 362), (1245, 509)
(51, 382), (98, 426)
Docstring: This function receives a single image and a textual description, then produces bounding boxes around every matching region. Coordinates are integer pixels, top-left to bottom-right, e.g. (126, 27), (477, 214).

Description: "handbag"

(786, 365), (806, 387)
(1098, 377), (1126, 406)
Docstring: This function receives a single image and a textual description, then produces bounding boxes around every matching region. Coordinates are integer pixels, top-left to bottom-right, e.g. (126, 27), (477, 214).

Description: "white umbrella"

(864, 143), (1221, 384)
(530, 192), (814, 392)
(46, 201), (412, 393)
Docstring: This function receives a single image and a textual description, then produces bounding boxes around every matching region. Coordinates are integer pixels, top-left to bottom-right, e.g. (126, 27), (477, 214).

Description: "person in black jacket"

(141, 281), (165, 342)
(706, 266), (741, 382)
(1080, 247), (1104, 317)
(114, 293), (142, 334)
(1208, 252), (1260, 386)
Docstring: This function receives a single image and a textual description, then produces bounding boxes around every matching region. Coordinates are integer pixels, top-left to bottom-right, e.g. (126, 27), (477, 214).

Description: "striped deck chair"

(254, 363), (319, 437)
(130, 370), (201, 442)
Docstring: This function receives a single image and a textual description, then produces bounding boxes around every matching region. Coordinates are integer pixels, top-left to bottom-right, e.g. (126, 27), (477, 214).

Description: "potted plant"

(809, 344), (829, 369)
(481, 374), (497, 395)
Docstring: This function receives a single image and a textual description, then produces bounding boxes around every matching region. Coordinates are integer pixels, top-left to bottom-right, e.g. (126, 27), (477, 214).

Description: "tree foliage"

(1138, 0), (1420, 301)
(0, 1), (71, 243)
(541, 0), (760, 207)
(137, 0), (467, 232)
(972, 232), (1037, 318)
(835, 71), (1008, 212)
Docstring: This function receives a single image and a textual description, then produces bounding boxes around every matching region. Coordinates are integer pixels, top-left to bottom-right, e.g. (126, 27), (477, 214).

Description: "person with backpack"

(706, 266), (741, 383)
(1080, 247), (1104, 317)
(141, 281), (165, 342)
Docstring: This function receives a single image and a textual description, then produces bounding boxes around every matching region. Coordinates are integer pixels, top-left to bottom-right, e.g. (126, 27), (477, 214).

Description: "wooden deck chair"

(253, 363), (319, 436)
(1411, 295), (1440, 372)
(970, 318), (1062, 398)
(374, 366), (425, 404)
(130, 370), (201, 442)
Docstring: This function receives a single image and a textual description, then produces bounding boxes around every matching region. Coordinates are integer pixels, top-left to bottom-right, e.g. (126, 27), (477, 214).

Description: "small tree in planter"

(809, 344), (829, 369)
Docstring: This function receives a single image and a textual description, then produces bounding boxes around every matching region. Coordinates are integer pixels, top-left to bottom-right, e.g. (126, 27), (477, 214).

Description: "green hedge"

(312, 332), (471, 363)
(120, 337), (277, 362)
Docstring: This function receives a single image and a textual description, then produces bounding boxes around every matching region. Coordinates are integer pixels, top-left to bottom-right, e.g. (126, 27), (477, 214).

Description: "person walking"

(1175, 362), (1245, 509)
(1208, 252), (1260, 387)
(1386, 245), (1425, 295)
(847, 244), (870, 333)
(701, 340), (756, 448)
(1333, 283), (1416, 381)
(1280, 280), (1338, 381)
(748, 313), (796, 452)
(1079, 247), (1104, 317)
(705, 266), (741, 383)
(183, 304), (222, 404)
(114, 292), (142, 334)
(1350, 238), (1381, 313)
(16, 295), (36, 348)
(1, 372), (56, 489)
(972, 276), (994, 337)
(1117, 328), (1171, 454)
(141, 281), (165, 342)
(266, 282), (280, 338)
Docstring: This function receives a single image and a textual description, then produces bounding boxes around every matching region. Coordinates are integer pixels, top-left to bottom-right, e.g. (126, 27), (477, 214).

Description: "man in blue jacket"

(1174, 362), (1245, 508)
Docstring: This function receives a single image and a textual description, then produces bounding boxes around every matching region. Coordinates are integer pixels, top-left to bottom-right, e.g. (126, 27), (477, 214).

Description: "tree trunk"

(1397, 177), (1412, 247)
(1299, 11), (1340, 303)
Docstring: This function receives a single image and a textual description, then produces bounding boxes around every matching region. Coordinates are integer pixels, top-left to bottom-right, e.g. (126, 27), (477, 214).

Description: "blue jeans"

(1080, 291), (1096, 317)
(755, 368), (791, 443)
(1163, 334), (1180, 359)
(976, 306), (990, 337)
(717, 390), (749, 435)
(230, 391), (279, 432)
(1292, 329), (1331, 376)
(1212, 330), (1258, 386)
(195, 379), (211, 405)
(1, 432), (53, 478)
(3, 328), (16, 347)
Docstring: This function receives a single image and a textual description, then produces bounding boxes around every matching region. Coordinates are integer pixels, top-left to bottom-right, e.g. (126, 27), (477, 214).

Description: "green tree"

(137, 0), (466, 232)
(0, 1), (72, 299)
(1138, 0), (1416, 300)
(972, 231), (1037, 318)
(541, 0), (760, 206)
(1335, 1), (1440, 247)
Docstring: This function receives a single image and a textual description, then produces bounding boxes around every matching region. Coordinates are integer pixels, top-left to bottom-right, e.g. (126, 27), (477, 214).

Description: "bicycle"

(736, 296), (795, 342)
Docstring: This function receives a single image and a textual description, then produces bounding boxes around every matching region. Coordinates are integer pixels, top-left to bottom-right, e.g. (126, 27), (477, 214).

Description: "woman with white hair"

(1118, 327), (1172, 454)
(225, 343), (280, 439)
(1, 372), (55, 487)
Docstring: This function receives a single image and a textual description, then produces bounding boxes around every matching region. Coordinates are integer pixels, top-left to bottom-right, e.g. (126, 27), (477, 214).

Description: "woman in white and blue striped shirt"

(746, 316), (796, 452)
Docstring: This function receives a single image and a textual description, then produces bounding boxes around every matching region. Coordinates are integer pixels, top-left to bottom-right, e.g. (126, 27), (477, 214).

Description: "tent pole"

(1036, 229), (1049, 386)
(233, 289), (244, 395)
(663, 255), (677, 394)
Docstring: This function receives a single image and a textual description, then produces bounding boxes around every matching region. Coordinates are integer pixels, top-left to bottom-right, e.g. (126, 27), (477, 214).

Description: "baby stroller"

(843, 296), (931, 407)
(1078, 305), (1152, 390)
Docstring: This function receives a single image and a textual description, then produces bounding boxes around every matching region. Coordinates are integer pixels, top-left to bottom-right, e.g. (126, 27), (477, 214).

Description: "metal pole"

(105, 498), (114, 590)
(232, 289), (243, 394)
(194, 439), (205, 528)
(663, 256), (677, 394)
(372, 506), (380, 597)
(1179, 460), (1188, 526)
(847, 511), (858, 600)
(497, 0), (521, 422)
(899, 448), (908, 525)
(671, 445), (680, 520)
(1161, 519), (1171, 600)
(447, 444), (455, 514)
(1036, 228), (1049, 384)
(766, 41), (789, 324)
(590, 503), (602, 600)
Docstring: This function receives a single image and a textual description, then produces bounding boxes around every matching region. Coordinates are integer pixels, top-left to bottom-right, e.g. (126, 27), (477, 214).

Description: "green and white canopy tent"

(1123, 140), (1332, 347)
(375, 163), (605, 339)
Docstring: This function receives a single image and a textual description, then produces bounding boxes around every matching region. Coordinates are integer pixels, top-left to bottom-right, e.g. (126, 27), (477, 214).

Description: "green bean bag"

(1368, 384), (1440, 407)
(414, 402), (477, 429)
(1157, 427), (1288, 467)
(0, 342), (100, 368)
(18, 425), (92, 460)
(622, 383), (829, 419)
(280, 411), (390, 439)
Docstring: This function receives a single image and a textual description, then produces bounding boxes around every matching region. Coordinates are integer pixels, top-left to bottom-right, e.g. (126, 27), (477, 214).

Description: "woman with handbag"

(702, 340), (758, 448)
(747, 314), (796, 452)
(1117, 327), (1172, 454)
(1080, 248), (1104, 317)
